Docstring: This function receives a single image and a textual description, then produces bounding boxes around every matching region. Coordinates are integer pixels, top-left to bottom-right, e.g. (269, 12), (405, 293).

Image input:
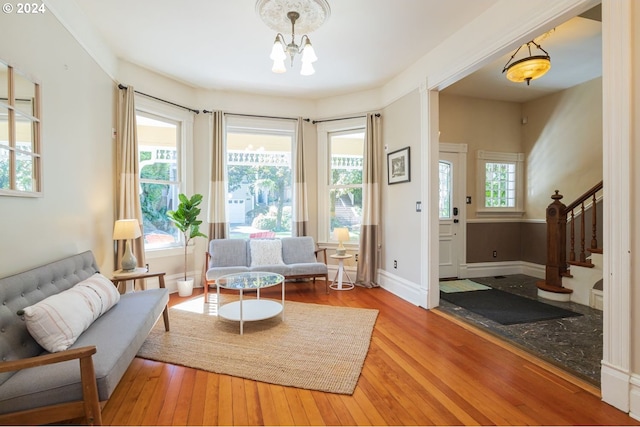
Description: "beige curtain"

(292, 117), (309, 236)
(356, 113), (382, 287)
(116, 86), (145, 290)
(207, 110), (228, 239)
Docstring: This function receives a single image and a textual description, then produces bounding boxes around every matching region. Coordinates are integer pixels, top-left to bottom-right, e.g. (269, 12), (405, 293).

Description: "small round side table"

(329, 254), (355, 291)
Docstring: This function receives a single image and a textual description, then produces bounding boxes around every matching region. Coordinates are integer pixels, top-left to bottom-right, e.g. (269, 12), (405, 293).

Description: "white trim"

(315, 117), (366, 242)
(135, 95), (195, 254)
(466, 218), (545, 224)
(601, 0), (632, 411)
(378, 269), (422, 307)
(460, 261), (545, 280)
(476, 150), (525, 215)
(629, 374), (640, 421)
(439, 142), (468, 153)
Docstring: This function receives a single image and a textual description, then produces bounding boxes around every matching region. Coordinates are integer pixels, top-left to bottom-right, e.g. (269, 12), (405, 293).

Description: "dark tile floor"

(437, 274), (602, 386)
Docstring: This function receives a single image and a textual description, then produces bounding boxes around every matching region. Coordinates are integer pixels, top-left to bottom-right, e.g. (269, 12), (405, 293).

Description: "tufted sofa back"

(0, 250), (98, 386)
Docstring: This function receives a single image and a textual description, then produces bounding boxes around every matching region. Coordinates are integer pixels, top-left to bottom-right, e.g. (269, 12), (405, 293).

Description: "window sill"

(475, 209), (525, 218)
(145, 244), (194, 259)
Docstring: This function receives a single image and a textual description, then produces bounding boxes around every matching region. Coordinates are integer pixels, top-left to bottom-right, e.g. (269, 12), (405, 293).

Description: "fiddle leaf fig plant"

(166, 193), (207, 281)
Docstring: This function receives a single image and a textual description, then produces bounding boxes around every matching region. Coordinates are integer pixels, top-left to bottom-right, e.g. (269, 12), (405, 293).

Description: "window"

(225, 116), (295, 239)
(136, 97), (193, 250)
(317, 118), (366, 243)
(439, 161), (452, 219)
(476, 150), (524, 216)
(0, 61), (42, 196)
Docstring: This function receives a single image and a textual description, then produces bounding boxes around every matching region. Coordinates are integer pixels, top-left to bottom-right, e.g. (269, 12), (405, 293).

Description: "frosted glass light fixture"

(257, 0), (330, 76)
(502, 40), (551, 85)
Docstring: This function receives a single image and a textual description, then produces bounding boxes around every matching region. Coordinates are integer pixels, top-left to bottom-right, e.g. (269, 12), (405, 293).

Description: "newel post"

(545, 191), (567, 286)
(536, 190), (573, 296)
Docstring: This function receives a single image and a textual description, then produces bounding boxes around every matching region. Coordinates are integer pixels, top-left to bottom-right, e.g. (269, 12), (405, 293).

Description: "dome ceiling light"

(502, 40), (551, 85)
(256, 0), (330, 76)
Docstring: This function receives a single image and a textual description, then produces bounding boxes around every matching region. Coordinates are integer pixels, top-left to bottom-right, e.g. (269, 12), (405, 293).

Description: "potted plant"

(167, 193), (207, 296)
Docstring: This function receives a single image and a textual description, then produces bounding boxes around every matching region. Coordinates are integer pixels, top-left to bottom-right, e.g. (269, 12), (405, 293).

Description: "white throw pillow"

(250, 239), (285, 267)
(22, 273), (120, 353)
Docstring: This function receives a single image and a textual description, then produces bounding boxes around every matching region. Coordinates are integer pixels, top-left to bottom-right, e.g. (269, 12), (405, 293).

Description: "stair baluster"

(536, 181), (603, 295)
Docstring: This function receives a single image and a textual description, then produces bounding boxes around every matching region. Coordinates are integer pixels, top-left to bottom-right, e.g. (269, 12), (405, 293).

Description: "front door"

(439, 147), (466, 278)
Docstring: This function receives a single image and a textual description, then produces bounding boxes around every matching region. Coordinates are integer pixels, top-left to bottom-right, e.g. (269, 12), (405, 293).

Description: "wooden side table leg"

(159, 275), (170, 331)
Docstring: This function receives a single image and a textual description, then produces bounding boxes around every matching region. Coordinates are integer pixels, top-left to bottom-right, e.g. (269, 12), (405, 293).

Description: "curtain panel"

(207, 111), (228, 240)
(293, 117), (309, 236)
(115, 86), (146, 290)
(356, 113), (382, 287)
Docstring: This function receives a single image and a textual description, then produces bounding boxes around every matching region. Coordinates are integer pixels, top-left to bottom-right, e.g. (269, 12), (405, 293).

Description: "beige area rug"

(137, 296), (378, 395)
(440, 279), (491, 293)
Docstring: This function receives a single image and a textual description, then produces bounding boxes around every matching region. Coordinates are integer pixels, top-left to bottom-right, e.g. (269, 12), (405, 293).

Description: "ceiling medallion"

(256, 0), (330, 34)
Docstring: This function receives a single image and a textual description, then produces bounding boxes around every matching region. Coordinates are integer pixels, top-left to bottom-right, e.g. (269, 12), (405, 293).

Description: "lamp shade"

(113, 219), (142, 240)
(334, 227), (350, 243)
(334, 227), (349, 256)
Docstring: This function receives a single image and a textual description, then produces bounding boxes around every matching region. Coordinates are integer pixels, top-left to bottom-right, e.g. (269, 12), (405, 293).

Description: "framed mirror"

(0, 60), (41, 196)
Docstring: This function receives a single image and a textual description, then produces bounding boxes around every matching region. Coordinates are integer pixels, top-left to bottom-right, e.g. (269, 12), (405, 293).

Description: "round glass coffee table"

(216, 271), (285, 335)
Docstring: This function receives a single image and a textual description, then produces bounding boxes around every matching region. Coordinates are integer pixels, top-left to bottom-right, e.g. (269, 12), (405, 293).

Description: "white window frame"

(225, 115), (296, 237)
(316, 117), (366, 244)
(135, 96), (194, 258)
(476, 150), (524, 217)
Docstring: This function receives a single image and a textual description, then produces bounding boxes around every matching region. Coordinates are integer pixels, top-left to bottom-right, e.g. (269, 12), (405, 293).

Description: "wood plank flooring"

(101, 282), (639, 426)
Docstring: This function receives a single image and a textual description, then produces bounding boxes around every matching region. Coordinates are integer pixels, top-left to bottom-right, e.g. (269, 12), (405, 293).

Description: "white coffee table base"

(216, 272), (285, 335)
(218, 299), (283, 322)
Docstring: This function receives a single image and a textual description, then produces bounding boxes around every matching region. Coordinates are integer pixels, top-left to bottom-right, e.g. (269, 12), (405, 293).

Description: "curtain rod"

(203, 111), (310, 122)
(312, 113), (380, 125)
(118, 84), (200, 114)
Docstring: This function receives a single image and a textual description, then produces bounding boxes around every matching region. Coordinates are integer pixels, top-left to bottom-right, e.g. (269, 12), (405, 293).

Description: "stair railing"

(537, 181), (603, 294)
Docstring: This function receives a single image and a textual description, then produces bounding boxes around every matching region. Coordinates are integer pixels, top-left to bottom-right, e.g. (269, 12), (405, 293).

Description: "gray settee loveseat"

(0, 251), (169, 425)
(204, 236), (328, 302)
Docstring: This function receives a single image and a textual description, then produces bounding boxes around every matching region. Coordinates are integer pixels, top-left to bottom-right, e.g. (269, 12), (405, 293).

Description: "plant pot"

(177, 278), (194, 297)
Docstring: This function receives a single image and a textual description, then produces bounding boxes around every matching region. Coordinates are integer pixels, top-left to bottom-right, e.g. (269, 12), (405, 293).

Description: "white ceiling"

(70, 0), (601, 103)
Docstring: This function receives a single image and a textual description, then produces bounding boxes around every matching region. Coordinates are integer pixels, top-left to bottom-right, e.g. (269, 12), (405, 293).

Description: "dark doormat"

(440, 288), (582, 325)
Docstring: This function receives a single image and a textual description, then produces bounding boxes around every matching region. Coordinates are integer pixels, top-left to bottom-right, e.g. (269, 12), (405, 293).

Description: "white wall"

(522, 77), (603, 219)
(439, 94), (523, 220)
(381, 89), (421, 284)
(0, 10), (115, 275)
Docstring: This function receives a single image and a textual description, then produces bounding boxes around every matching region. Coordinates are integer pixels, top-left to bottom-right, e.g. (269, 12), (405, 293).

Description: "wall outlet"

(394, 260), (397, 269)
(493, 250), (497, 258)
(355, 253), (358, 262)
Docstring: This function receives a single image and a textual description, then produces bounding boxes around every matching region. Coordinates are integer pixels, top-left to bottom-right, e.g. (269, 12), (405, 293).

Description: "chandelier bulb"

(272, 59), (286, 73)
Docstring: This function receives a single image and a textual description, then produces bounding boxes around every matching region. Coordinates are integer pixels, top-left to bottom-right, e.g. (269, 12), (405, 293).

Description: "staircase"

(536, 181), (603, 310)
(559, 252), (603, 310)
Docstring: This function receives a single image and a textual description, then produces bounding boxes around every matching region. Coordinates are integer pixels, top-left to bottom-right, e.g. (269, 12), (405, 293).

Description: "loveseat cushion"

(281, 236), (318, 264)
(209, 239), (249, 267)
(21, 273), (120, 353)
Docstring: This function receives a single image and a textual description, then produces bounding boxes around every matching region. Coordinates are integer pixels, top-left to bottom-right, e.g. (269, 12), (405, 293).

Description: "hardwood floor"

(101, 282), (638, 426)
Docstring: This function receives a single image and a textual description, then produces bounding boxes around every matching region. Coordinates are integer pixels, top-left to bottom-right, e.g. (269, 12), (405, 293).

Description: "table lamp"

(334, 227), (350, 256)
(113, 219), (142, 272)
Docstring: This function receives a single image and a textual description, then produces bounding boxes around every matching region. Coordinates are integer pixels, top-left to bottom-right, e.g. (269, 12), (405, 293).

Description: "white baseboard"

(377, 269), (422, 306)
(163, 271), (203, 293)
(460, 261), (545, 279)
(601, 361), (631, 413)
(629, 374), (640, 421)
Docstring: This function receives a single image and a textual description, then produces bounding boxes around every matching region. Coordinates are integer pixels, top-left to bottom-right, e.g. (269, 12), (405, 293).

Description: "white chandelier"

(256, 0), (330, 76)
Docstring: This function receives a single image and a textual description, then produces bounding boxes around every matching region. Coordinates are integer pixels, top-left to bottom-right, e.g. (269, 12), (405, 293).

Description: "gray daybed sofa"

(0, 250), (169, 425)
(204, 236), (328, 302)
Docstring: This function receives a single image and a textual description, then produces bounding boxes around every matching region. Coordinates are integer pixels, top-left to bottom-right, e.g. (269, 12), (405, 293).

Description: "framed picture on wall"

(387, 146), (411, 184)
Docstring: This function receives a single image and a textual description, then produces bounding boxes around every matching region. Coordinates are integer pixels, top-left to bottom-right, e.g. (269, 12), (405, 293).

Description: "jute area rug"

(137, 296), (378, 395)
